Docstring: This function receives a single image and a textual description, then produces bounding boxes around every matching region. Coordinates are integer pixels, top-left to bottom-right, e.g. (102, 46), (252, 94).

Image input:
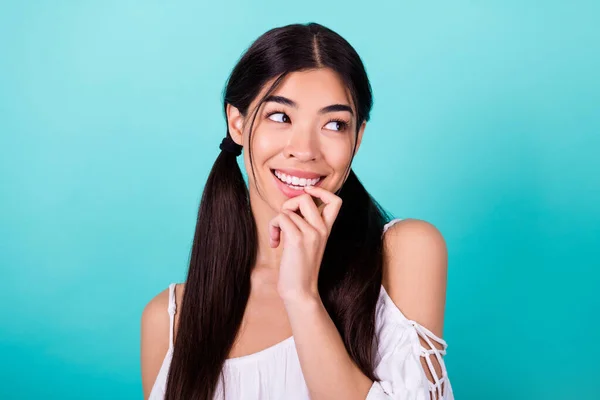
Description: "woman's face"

(227, 68), (366, 211)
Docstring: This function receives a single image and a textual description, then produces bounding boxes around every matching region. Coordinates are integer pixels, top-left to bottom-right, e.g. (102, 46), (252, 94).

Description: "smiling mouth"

(270, 169), (326, 189)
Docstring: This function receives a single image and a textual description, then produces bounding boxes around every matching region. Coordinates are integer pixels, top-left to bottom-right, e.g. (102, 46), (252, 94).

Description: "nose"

(283, 126), (319, 161)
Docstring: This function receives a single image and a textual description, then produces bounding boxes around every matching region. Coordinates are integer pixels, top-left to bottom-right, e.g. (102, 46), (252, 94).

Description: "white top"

(148, 218), (454, 399)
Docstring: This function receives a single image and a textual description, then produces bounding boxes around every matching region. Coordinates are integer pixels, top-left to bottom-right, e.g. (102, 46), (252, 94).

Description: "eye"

(324, 120), (348, 132)
(267, 112), (290, 123)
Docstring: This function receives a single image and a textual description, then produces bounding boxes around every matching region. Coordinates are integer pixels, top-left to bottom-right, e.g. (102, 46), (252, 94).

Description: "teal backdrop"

(1, 1), (598, 399)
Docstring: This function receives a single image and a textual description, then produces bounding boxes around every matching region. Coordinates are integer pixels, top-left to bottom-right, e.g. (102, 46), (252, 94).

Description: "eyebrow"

(264, 95), (354, 116)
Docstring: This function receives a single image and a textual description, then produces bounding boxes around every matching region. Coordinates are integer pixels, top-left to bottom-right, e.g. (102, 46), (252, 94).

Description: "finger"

(283, 209), (317, 236)
(303, 186), (343, 229)
(268, 212), (301, 248)
(283, 210), (321, 245)
(281, 194), (327, 234)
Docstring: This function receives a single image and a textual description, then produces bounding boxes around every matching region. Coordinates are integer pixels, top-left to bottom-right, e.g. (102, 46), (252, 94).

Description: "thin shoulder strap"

(167, 283), (177, 349)
(382, 218), (403, 236)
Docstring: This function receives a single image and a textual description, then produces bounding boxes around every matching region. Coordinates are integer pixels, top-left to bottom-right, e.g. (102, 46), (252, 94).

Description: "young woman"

(141, 22), (453, 400)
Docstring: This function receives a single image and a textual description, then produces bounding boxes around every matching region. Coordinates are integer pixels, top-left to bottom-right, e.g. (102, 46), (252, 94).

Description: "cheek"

(326, 140), (354, 174)
(243, 128), (282, 172)
(253, 132), (280, 158)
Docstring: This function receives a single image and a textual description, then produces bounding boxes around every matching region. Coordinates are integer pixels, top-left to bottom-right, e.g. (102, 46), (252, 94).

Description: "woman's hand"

(268, 186), (342, 302)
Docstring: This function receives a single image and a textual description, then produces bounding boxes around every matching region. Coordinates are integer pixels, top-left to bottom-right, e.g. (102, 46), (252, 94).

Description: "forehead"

(260, 68), (353, 110)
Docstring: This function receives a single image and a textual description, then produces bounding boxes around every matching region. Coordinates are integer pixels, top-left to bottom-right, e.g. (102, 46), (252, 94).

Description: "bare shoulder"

(140, 283), (186, 398)
(381, 218), (448, 337)
(141, 283), (186, 337)
(141, 286), (170, 331)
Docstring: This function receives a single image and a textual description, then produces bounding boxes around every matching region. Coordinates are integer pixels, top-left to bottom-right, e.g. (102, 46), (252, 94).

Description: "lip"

(270, 169), (325, 198)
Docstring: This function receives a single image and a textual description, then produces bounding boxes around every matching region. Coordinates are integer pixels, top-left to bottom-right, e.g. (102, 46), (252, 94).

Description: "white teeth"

(274, 170), (321, 187)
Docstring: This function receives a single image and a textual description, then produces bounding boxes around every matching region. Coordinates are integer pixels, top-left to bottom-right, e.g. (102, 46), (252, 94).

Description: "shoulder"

(141, 286), (171, 326)
(381, 218), (448, 337)
(382, 218), (447, 255)
(141, 283), (186, 319)
(141, 283), (187, 339)
(140, 283), (186, 397)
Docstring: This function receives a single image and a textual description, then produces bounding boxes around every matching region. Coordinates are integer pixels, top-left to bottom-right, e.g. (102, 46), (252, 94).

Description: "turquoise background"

(1, 1), (598, 399)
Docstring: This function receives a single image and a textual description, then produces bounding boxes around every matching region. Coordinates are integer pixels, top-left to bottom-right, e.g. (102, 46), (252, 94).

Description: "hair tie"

(219, 136), (243, 156)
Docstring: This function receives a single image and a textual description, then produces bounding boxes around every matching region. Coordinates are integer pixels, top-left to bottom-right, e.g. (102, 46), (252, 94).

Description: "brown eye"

(268, 112), (290, 123)
(325, 120), (348, 132)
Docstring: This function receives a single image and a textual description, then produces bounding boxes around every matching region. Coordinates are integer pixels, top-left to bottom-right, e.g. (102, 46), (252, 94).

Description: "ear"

(226, 103), (244, 146)
(353, 120), (366, 156)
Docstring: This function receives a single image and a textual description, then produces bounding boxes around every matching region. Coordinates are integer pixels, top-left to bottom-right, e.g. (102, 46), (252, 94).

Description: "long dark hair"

(165, 22), (394, 399)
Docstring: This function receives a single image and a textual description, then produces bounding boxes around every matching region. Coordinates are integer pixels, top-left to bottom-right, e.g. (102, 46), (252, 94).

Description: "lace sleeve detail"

(366, 319), (453, 399)
(366, 285), (454, 399)
(411, 321), (451, 399)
